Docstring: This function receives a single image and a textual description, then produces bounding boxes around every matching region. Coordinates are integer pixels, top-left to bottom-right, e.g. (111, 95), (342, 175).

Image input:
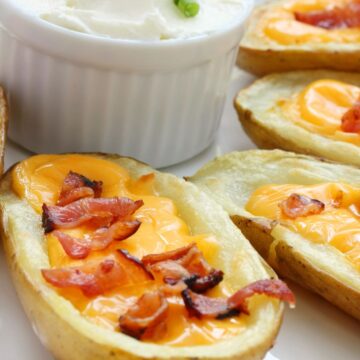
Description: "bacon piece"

(119, 291), (169, 339)
(90, 220), (141, 250)
(228, 279), (296, 314)
(341, 98), (360, 133)
(295, 2), (360, 30)
(182, 279), (295, 319)
(57, 171), (103, 206)
(150, 260), (190, 283)
(184, 270), (224, 294)
(143, 243), (212, 277)
(279, 193), (325, 219)
(182, 289), (229, 319)
(53, 220), (141, 259)
(41, 257), (128, 297)
(117, 249), (154, 281)
(143, 243), (223, 293)
(142, 243), (196, 266)
(42, 197), (144, 233)
(53, 230), (91, 260)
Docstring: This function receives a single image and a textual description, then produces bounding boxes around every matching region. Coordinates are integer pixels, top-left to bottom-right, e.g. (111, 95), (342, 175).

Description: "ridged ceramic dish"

(0, 0), (253, 168)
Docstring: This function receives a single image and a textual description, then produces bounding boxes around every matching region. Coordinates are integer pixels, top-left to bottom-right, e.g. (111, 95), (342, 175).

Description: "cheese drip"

(281, 79), (360, 144)
(12, 154), (245, 346)
(246, 182), (360, 270)
(261, 0), (360, 45)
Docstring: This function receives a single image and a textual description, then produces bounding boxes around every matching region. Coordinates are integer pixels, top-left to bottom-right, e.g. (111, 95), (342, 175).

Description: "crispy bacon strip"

(142, 243), (196, 266)
(341, 97), (360, 133)
(42, 197), (143, 233)
(119, 291), (169, 339)
(57, 171), (103, 206)
(41, 257), (128, 297)
(182, 279), (295, 319)
(117, 249), (154, 281)
(143, 243), (223, 293)
(184, 270), (224, 294)
(53, 220), (141, 259)
(90, 220), (141, 250)
(295, 2), (360, 29)
(227, 279), (296, 314)
(181, 289), (230, 319)
(53, 230), (91, 260)
(279, 193), (325, 219)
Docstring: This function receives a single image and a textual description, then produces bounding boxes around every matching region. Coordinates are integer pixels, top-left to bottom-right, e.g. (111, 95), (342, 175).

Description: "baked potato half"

(0, 86), (8, 173)
(189, 150), (360, 320)
(0, 153), (289, 360)
(235, 70), (360, 167)
(238, 0), (360, 76)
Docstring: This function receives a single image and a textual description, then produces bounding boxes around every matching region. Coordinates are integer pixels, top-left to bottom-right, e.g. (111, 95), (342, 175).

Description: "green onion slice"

(174, 0), (200, 18)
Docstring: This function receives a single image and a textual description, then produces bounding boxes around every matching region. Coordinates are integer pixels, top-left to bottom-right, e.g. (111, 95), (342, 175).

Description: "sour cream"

(14, 0), (245, 40)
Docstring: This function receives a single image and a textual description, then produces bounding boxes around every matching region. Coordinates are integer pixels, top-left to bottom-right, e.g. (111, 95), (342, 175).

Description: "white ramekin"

(0, 1), (253, 168)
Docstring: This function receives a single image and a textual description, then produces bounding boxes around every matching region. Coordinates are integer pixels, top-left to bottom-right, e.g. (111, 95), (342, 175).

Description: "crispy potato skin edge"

(236, 3), (360, 76)
(0, 87), (8, 174)
(231, 215), (360, 321)
(233, 97), (360, 167)
(237, 47), (360, 77)
(0, 159), (282, 360)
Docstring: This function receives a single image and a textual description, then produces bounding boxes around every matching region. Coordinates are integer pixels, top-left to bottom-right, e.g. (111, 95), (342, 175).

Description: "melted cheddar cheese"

(261, 0), (360, 45)
(281, 79), (360, 144)
(246, 182), (360, 270)
(12, 154), (246, 346)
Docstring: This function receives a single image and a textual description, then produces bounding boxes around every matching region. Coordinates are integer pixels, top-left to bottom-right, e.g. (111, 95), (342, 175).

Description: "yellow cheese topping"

(246, 182), (360, 270)
(261, 0), (360, 45)
(12, 154), (246, 346)
(281, 79), (360, 144)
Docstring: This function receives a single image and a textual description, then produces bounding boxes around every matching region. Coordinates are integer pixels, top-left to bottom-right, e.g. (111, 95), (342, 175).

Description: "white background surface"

(1, 68), (360, 360)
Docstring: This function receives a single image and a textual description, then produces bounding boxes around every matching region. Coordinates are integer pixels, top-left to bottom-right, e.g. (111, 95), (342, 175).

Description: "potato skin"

(0, 87), (8, 174)
(234, 71), (360, 167)
(237, 3), (360, 76)
(189, 150), (360, 321)
(0, 154), (284, 360)
(237, 45), (360, 77)
(231, 215), (360, 321)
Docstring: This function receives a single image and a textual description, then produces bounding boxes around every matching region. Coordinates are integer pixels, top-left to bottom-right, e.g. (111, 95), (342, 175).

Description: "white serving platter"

(0, 68), (359, 360)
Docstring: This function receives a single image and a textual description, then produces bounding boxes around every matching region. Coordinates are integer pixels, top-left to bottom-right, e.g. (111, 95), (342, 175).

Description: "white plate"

(1, 69), (359, 360)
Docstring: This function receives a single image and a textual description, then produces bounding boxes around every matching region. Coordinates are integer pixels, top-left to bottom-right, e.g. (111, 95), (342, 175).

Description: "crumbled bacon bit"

(341, 98), (360, 133)
(117, 249), (154, 281)
(181, 289), (230, 319)
(53, 220), (141, 259)
(142, 243), (196, 266)
(57, 171), (103, 206)
(90, 220), (141, 250)
(119, 291), (169, 339)
(279, 193), (325, 219)
(227, 279), (296, 314)
(53, 230), (91, 260)
(184, 270), (224, 294)
(142, 243), (223, 293)
(42, 197), (143, 233)
(41, 257), (128, 297)
(295, 2), (360, 29)
(182, 279), (295, 319)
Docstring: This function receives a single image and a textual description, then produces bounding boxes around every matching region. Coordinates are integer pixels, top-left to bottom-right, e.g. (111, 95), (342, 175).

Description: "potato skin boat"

(0, 153), (284, 360)
(189, 150), (360, 320)
(238, 1), (360, 76)
(234, 70), (360, 167)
